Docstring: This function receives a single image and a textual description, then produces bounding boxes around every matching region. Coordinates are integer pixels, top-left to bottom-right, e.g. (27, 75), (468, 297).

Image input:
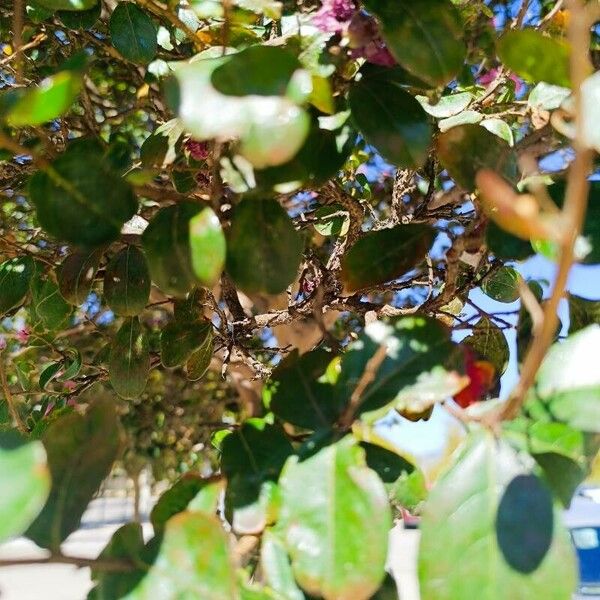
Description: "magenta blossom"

(348, 12), (396, 67)
(16, 328), (29, 344)
(185, 139), (210, 161)
(312, 0), (357, 33)
(478, 67), (524, 94)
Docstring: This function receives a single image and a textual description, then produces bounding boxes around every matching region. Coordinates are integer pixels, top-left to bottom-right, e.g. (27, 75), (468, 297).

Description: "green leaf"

(390, 466), (428, 513)
(362, 0), (466, 87)
(226, 198), (303, 294)
(33, 0), (97, 12)
(0, 434), (50, 543)
(26, 400), (122, 550)
(340, 224), (434, 294)
(29, 139), (137, 246)
(497, 29), (570, 87)
(418, 431), (577, 599)
(57, 248), (102, 305)
(161, 319), (211, 368)
(528, 325), (600, 432)
(486, 220), (533, 261)
(172, 55), (310, 168)
(313, 204), (350, 237)
(123, 512), (238, 599)
(568, 293), (600, 334)
(481, 266), (520, 303)
(438, 110), (482, 132)
(361, 442), (416, 485)
(463, 316), (509, 376)
(528, 421), (584, 461)
(104, 246), (151, 316)
(533, 453), (585, 508)
(186, 329), (214, 381)
(481, 118), (514, 147)
(267, 348), (344, 430)
(58, 3), (101, 28)
(278, 437), (391, 600)
(6, 70), (82, 126)
(336, 316), (465, 418)
(0, 256), (35, 316)
(349, 68), (431, 168)
(437, 124), (517, 190)
(90, 523), (148, 599)
(142, 202), (201, 297)
(528, 82), (570, 111)
(371, 573), (401, 600)
(109, 2), (157, 65)
(211, 46), (300, 97)
(151, 474), (208, 532)
(496, 474), (554, 573)
(29, 269), (72, 332)
(189, 207), (226, 287)
(416, 92), (472, 118)
(261, 530), (305, 600)
(109, 317), (150, 399)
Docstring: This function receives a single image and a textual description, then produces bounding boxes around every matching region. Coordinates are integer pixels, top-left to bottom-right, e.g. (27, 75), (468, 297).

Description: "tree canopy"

(1, 0), (599, 598)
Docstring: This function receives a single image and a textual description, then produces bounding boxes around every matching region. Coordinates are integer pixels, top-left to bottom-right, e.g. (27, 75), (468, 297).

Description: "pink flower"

(63, 380), (77, 392)
(478, 67), (524, 94)
(312, 0), (357, 33)
(16, 328), (29, 344)
(348, 12), (396, 67)
(185, 139), (210, 161)
(0, 337), (6, 351)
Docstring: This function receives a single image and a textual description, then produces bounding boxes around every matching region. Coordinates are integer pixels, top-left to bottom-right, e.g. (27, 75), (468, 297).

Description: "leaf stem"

(0, 553), (134, 572)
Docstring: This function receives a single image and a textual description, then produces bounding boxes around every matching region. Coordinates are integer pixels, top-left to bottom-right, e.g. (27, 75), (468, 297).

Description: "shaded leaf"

(341, 224), (434, 293)
(568, 293), (600, 334)
(226, 198), (302, 294)
(463, 316), (509, 376)
(29, 269), (72, 332)
(0, 256), (35, 316)
(151, 474), (208, 532)
(58, 3), (101, 29)
(29, 139), (137, 246)
(349, 67), (431, 168)
(104, 246), (151, 316)
(109, 317), (150, 399)
(161, 319), (211, 368)
(185, 328), (214, 381)
(26, 400), (122, 550)
(57, 248), (102, 305)
(142, 202), (201, 297)
(362, 0), (466, 87)
(30, 0), (97, 12)
(534, 453), (585, 508)
(109, 2), (157, 64)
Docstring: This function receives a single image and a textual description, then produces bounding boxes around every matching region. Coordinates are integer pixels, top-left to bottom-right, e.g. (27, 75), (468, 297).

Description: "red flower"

(453, 348), (496, 408)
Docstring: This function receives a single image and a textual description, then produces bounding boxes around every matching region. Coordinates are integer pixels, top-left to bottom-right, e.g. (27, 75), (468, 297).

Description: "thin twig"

(12, 0), (24, 84)
(0, 554), (134, 572)
(496, 0), (594, 421)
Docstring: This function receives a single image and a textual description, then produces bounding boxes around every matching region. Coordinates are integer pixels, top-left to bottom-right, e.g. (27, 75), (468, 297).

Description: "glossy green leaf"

(528, 421), (584, 461)
(534, 453), (585, 508)
(172, 54), (309, 168)
(528, 82), (570, 110)
(29, 139), (137, 246)
(226, 198), (302, 294)
(104, 246), (151, 316)
(142, 202), (201, 297)
(6, 71), (82, 126)
(481, 266), (520, 303)
(313, 204), (350, 237)
(0, 256), (35, 316)
(568, 293), (600, 334)
(109, 2), (157, 64)
(211, 46), (300, 97)
(267, 348), (344, 430)
(109, 317), (150, 399)
(416, 92), (472, 118)
(26, 400), (122, 550)
(340, 224), (434, 293)
(498, 29), (570, 87)
(419, 431), (577, 599)
(278, 437), (391, 600)
(529, 325), (600, 432)
(362, 0), (465, 86)
(438, 110), (482, 132)
(32, 0), (97, 11)
(486, 221), (534, 261)
(151, 474), (208, 532)
(463, 316), (509, 376)
(58, 3), (101, 28)
(336, 316), (465, 418)
(261, 530), (305, 600)
(437, 124), (516, 190)
(481, 118), (514, 147)
(361, 442), (416, 485)
(189, 207), (226, 287)
(161, 319), (211, 368)
(57, 249), (102, 305)
(123, 512), (238, 599)
(29, 269), (72, 332)
(0, 434), (50, 543)
(185, 329), (214, 381)
(349, 69), (431, 168)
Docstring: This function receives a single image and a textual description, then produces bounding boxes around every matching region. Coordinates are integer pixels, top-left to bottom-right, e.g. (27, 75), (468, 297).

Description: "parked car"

(566, 486), (600, 598)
